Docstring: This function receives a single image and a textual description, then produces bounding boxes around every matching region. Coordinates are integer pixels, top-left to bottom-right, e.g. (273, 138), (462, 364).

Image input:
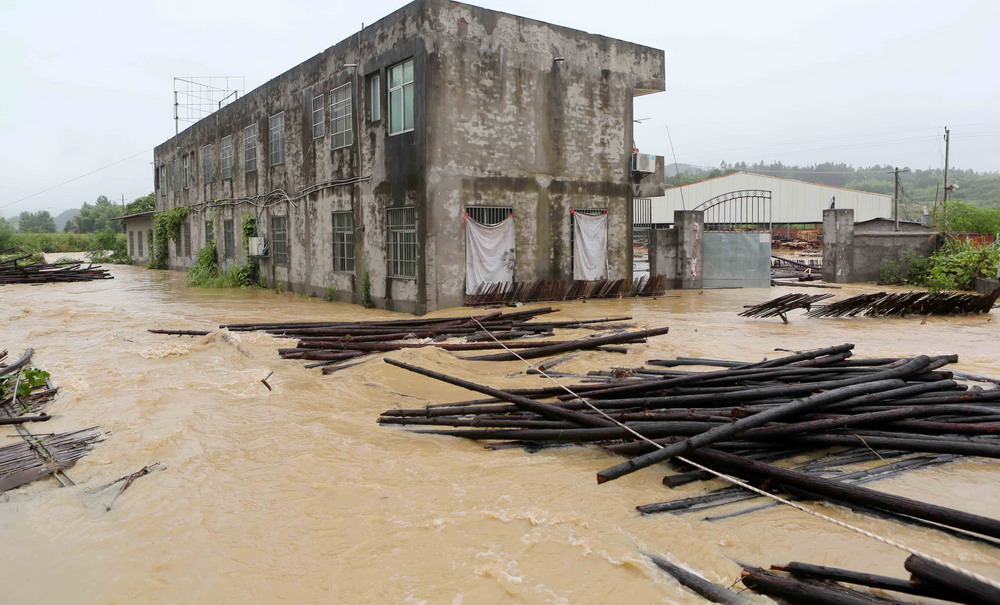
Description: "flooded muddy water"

(2, 265), (999, 603)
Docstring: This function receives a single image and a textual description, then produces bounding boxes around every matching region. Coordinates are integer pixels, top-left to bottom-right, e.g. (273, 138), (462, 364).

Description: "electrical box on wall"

(248, 237), (269, 257)
(632, 152), (656, 174)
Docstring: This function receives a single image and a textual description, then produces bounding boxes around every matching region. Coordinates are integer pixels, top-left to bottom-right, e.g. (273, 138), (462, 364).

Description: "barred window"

(387, 207), (416, 278)
(137, 230), (144, 257)
(172, 157), (180, 191)
(388, 59), (414, 135)
(331, 83), (353, 149)
(223, 219), (235, 259)
(244, 124), (258, 173)
(466, 206), (513, 226)
(332, 211), (354, 272)
(205, 220), (214, 245)
(220, 135), (233, 179)
(202, 144), (214, 183)
(269, 112), (285, 166)
(159, 164), (166, 196)
(271, 216), (288, 266)
(312, 93), (325, 138)
(175, 226), (183, 256)
(182, 154), (190, 189)
(182, 222), (191, 257)
(129, 231), (135, 257)
(368, 73), (380, 122)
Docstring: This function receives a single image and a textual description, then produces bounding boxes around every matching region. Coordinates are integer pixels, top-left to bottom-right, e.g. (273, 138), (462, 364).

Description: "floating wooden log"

(904, 554), (1000, 603)
(741, 567), (902, 604)
(772, 562), (953, 601)
(646, 553), (750, 604)
(465, 326), (670, 362)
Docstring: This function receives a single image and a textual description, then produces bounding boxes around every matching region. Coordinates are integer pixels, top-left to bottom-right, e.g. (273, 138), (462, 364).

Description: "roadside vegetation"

(186, 214), (263, 288)
(879, 239), (1000, 292)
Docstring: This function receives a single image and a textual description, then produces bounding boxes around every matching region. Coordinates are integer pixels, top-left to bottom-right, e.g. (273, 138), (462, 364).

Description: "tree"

(64, 195), (123, 233)
(125, 192), (155, 214)
(16, 210), (57, 233)
(0, 216), (13, 251)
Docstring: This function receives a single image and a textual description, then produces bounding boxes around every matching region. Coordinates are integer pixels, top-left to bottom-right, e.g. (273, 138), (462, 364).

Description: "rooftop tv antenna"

(173, 76), (246, 134)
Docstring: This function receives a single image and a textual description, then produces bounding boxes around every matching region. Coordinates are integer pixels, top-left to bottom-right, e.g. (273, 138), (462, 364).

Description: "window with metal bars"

(312, 93), (325, 139)
(244, 124), (258, 173)
(466, 206), (513, 226)
(182, 222), (191, 257)
(159, 164), (166, 196)
(182, 154), (190, 188)
(269, 112), (285, 166)
(129, 231), (135, 257)
(202, 144), (214, 183)
(330, 83), (353, 150)
(172, 157), (180, 191)
(387, 207), (416, 278)
(220, 135), (233, 179)
(137, 230), (144, 258)
(175, 226), (183, 256)
(205, 220), (214, 245)
(332, 211), (354, 273)
(223, 219), (235, 259)
(271, 216), (288, 265)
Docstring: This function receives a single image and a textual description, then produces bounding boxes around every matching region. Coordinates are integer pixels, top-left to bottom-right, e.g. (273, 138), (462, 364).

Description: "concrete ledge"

(975, 278), (1000, 295)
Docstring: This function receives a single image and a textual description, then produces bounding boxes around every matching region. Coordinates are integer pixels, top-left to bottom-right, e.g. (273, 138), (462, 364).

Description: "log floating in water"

(646, 553), (750, 604)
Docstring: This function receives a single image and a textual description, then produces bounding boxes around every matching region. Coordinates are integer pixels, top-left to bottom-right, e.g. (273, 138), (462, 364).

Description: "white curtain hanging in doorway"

(465, 215), (516, 294)
(573, 211), (609, 280)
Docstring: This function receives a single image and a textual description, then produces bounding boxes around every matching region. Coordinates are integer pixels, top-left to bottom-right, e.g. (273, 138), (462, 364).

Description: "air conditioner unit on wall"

(248, 237), (269, 257)
(632, 152), (655, 174)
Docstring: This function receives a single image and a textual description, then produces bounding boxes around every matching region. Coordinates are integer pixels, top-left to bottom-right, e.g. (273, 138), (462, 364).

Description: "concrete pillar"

(648, 228), (680, 288)
(675, 210), (704, 289)
(822, 208), (854, 283)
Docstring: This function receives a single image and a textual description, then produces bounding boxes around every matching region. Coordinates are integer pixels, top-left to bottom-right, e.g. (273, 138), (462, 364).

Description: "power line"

(0, 147), (155, 212)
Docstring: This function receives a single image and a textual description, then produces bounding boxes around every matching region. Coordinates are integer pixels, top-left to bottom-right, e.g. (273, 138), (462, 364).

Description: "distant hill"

(54, 208), (80, 232)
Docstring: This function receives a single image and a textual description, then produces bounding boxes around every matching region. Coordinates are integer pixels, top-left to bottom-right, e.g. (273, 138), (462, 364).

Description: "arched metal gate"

(694, 190), (772, 288)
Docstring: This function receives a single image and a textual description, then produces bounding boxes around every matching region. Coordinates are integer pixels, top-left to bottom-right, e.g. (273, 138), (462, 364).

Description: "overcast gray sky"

(2, 0), (998, 216)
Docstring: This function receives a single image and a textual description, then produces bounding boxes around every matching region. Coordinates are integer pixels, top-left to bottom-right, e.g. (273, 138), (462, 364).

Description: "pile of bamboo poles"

(739, 293), (834, 321)
(465, 276), (666, 305)
(806, 288), (1000, 317)
(152, 308), (669, 373)
(0, 255), (112, 285)
(379, 344), (1000, 548)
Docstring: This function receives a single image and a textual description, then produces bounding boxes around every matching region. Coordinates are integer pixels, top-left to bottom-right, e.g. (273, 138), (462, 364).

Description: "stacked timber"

(152, 308), (667, 373)
(0, 255), (112, 285)
(806, 289), (1000, 317)
(379, 344), (1000, 549)
(465, 276), (665, 305)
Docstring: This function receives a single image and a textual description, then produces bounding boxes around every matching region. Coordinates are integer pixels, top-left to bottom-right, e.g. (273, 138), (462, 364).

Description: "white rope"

(470, 318), (1000, 590)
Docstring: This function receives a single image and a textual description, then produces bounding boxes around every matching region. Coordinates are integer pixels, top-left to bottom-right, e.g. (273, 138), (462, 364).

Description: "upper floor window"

(220, 135), (233, 179)
(182, 154), (190, 189)
(172, 158), (180, 191)
(312, 94), (325, 139)
(159, 164), (166, 196)
(368, 73), (380, 122)
(269, 112), (285, 166)
(388, 59), (414, 135)
(244, 124), (258, 173)
(271, 215), (288, 265)
(332, 211), (354, 273)
(202, 144), (214, 183)
(331, 83), (353, 150)
(387, 206), (416, 278)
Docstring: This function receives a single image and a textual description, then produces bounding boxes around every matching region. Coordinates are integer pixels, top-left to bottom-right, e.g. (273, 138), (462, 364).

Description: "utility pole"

(942, 127), (950, 229)
(890, 167), (910, 231)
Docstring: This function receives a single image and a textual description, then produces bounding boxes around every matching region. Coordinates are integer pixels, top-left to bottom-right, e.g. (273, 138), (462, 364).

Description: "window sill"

(388, 129), (414, 137)
(388, 275), (416, 280)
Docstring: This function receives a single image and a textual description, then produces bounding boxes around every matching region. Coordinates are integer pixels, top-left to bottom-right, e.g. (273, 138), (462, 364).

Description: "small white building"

(644, 172), (892, 227)
(116, 211), (154, 265)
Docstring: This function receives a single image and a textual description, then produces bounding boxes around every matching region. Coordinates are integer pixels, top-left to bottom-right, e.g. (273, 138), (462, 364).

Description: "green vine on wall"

(149, 207), (190, 269)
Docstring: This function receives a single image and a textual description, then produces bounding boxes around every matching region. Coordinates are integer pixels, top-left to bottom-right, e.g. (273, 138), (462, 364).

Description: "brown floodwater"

(2, 264), (999, 603)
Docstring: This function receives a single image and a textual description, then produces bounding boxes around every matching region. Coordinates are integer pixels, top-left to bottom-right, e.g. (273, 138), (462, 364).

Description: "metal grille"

(129, 231), (135, 257)
(633, 198), (652, 235)
(271, 216), (288, 265)
(387, 207), (416, 278)
(331, 84), (353, 149)
(693, 189), (772, 232)
(312, 94), (325, 139)
(269, 112), (285, 166)
(244, 124), (257, 173)
(182, 154), (190, 188)
(137, 231), (143, 258)
(466, 206), (513, 226)
(205, 220), (214, 245)
(332, 211), (354, 272)
(182, 222), (191, 257)
(202, 144), (214, 183)
(223, 219), (235, 259)
(220, 135), (233, 179)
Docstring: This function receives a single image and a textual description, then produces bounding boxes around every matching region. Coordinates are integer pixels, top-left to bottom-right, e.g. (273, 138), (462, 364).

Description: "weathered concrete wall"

(648, 228), (679, 287)
(153, 0), (664, 313)
(823, 208), (939, 283)
(975, 277), (1000, 295)
(123, 215), (153, 264)
(647, 210), (704, 289)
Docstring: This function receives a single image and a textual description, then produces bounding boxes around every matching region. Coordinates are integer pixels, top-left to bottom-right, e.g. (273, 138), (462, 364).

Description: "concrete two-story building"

(145, 0), (665, 313)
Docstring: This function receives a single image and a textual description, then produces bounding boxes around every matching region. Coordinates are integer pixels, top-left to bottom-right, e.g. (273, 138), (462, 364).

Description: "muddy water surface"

(2, 266), (999, 603)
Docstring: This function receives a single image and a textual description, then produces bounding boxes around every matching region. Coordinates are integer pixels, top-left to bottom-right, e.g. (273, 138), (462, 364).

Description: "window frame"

(388, 59), (414, 135)
(244, 124), (258, 173)
(269, 112), (285, 166)
(202, 144), (214, 183)
(271, 215), (288, 266)
(205, 219), (215, 245)
(129, 231), (135, 257)
(330, 83), (353, 150)
(182, 154), (190, 189)
(332, 211), (354, 273)
(387, 206), (417, 279)
(159, 164), (166, 196)
(368, 73), (381, 123)
(182, 221), (191, 257)
(311, 93), (325, 139)
(172, 157), (180, 191)
(220, 135), (233, 180)
(137, 230), (144, 258)
(223, 219), (235, 259)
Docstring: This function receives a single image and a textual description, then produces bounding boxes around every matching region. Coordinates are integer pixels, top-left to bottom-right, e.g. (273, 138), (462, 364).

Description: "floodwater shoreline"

(2, 264), (999, 603)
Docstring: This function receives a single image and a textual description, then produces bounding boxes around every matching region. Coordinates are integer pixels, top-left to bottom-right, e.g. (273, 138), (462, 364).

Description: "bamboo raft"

(378, 343), (1000, 600)
(0, 255), (113, 285)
